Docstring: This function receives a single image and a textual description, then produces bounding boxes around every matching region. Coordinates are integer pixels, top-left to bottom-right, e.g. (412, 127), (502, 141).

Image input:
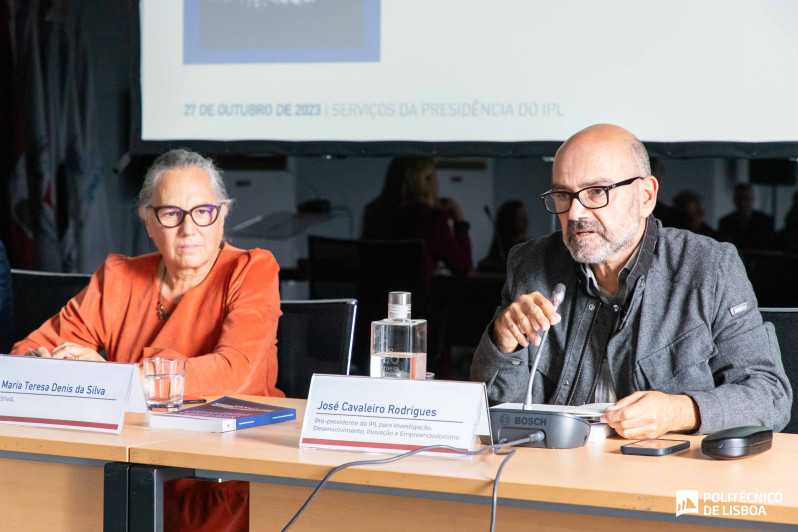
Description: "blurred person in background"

(719, 183), (775, 250)
(672, 189), (718, 239)
(478, 200), (529, 272)
(362, 156), (472, 289)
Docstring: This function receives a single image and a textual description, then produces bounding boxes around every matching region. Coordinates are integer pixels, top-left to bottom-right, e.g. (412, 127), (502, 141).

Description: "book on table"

(148, 396), (297, 432)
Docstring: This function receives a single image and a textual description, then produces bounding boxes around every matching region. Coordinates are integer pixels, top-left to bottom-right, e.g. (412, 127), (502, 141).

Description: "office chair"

(741, 252), (798, 307)
(276, 299), (357, 399)
(307, 236), (425, 299)
(760, 308), (798, 434)
(10, 269), (92, 344)
(0, 243), (11, 353)
(430, 273), (505, 379)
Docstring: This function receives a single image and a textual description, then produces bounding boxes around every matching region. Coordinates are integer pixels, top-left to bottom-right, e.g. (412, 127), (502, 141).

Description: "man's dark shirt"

(719, 210), (775, 250)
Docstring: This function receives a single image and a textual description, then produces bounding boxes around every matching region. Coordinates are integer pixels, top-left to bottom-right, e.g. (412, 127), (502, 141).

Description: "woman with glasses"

(12, 148), (280, 531)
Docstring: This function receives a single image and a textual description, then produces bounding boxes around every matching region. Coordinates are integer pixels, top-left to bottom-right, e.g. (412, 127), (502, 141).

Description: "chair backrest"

(431, 274), (505, 348)
(0, 249), (11, 353)
(307, 236), (425, 299)
(307, 236), (361, 299)
(307, 236), (424, 374)
(10, 269), (92, 344)
(759, 307), (798, 434)
(276, 299), (357, 399)
(741, 252), (798, 307)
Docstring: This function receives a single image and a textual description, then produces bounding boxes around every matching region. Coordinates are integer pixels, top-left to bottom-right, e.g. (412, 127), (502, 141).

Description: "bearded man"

(470, 124), (792, 438)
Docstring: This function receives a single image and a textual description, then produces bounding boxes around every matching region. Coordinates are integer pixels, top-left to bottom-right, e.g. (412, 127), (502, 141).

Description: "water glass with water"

(143, 357), (186, 411)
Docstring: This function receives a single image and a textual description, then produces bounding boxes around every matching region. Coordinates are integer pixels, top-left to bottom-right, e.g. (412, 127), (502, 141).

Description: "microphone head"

(551, 283), (566, 309)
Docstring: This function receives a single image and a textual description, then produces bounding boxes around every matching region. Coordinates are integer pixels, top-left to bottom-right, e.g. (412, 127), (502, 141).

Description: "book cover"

(148, 396), (296, 432)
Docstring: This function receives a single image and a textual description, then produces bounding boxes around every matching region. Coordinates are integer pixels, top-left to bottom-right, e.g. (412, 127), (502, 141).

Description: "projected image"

(183, 0), (380, 64)
(141, 1), (798, 145)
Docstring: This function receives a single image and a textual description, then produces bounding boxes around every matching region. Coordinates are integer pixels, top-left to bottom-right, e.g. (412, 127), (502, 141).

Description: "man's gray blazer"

(471, 217), (792, 433)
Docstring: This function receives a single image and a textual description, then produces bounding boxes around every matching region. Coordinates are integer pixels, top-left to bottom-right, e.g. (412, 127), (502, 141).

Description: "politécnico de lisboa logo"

(676, 490), (699, 516)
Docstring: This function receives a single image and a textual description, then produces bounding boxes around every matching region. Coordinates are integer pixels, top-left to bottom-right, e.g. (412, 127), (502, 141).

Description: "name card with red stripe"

(300, 375), (490, 458)
(0, 355), (140, 433)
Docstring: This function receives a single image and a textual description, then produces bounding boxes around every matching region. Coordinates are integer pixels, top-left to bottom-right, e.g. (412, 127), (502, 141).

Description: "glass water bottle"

(369, 292), (427, 379)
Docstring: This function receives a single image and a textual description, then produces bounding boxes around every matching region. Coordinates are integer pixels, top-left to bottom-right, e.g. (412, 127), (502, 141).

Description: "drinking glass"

(143, 357), (186, 411)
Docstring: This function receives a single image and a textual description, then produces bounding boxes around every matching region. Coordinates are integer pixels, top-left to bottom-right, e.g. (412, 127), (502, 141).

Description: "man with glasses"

(471, 124), (791, 438)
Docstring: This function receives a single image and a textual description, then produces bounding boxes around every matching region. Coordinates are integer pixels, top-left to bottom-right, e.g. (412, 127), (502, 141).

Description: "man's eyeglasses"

(539, 177), (643, 214)
(149, 204), (222, 228)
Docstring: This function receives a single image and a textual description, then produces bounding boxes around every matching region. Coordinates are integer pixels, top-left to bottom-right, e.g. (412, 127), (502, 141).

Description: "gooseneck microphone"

(488, 282), (588, 449)
(524, 283), (566, 408)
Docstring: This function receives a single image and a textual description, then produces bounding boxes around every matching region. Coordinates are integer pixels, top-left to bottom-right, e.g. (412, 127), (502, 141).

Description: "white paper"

(0, 356), (136, 433)
(300, 375), (489, 458)
(126, 366), (148, 413)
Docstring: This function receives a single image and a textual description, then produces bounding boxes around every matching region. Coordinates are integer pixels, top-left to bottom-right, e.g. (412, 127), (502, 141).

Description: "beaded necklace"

(156, 266), (172, 321)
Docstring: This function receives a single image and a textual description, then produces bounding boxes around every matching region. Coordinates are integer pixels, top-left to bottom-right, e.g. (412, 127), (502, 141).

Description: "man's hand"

(600, 391), (700, 439)
(50, 342), (105, 362)
(491, 292), (561, 353)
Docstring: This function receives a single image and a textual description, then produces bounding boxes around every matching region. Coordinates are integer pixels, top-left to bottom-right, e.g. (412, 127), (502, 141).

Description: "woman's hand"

(50, 342), (104, 361)
(439, 197), (466, 222)
(25, 346), (52, 357)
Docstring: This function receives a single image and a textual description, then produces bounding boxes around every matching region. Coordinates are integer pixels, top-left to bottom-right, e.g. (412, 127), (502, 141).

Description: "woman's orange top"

(11, 245), (284, 398)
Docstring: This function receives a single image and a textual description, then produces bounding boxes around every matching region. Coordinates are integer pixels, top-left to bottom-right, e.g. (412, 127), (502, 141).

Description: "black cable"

(490, 446), (516, 528)
(282, 433), (544, 532)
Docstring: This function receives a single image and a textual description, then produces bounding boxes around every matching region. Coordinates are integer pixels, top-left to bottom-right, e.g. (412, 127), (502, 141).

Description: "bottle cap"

(388, 291), (412, 319)
(389, 291), (411, 306)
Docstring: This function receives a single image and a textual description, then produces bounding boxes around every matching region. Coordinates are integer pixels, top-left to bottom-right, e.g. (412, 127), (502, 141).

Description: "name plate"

(0, 356), (141, 433)
(300, 375), (490, 457)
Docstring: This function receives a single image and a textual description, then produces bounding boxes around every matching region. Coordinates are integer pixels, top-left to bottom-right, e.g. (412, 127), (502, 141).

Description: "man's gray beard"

(563, 206), (641, 264)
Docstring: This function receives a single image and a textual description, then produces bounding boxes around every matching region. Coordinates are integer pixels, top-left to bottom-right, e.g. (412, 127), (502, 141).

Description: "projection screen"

(137, 0), (798, 156)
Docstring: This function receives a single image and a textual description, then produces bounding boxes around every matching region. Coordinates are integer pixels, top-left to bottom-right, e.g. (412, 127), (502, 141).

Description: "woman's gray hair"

(137, 148), (231, 217)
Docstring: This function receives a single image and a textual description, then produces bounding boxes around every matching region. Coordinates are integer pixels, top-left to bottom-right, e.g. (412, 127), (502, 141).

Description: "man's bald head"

(554, 124), (651, 178)
(550, 124), (659, 271)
